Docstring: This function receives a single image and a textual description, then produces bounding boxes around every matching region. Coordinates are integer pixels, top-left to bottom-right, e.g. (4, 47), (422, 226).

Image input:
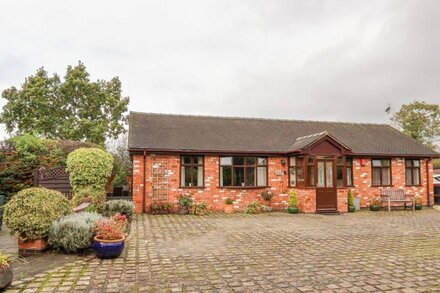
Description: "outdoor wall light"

(280, 159), (286, 166)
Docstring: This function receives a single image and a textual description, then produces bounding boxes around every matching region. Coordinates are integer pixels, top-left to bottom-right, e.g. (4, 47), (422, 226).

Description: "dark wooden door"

(316, 159), (337, 212)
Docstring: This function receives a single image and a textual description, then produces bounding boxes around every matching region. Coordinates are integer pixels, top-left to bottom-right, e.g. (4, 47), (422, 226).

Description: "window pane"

(258, 157), (267, 166)
(289, 157), (296, 166)
(347, 167), (353, 186)
(220, 166), (232, 186)
(317, 162), (325, 187)
(413, 160), (420, 167)
(308, 166), (315, 186)
(289, 167), (296, 186)
(382, 167), (390, 185)
(372, 168), (381, 185)
(191, 166), (198, 187)
(297, 166), (304, 183)
(405, 160), (412, 167)
(372, 159), (381, 167)
(413, 168), (420, 185)
(346, 157), (353, 166)
(326, 162), (333, 187)
(245, 167), (255, 186)
(196, 166), (203, 186)
(405, 168), (412, 185)
(183, 156), (192, 164)
(308, 156), (314, 164)
(182, 166), (192, 186)
(257, 167), (267, 186)
(337, 166), (343, 187)
(382, 159), (390, 167)
(233, 167), (245, 186)
(337, 157), (343, 166)
(193, 156), (203, 165)
(233, 157), (244, 165)
(220, 157), (232, 165)
(245, 157), (256, 165)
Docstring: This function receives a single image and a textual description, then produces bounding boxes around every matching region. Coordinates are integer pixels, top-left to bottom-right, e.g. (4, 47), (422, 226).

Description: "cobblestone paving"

(5, 210), (440, 292)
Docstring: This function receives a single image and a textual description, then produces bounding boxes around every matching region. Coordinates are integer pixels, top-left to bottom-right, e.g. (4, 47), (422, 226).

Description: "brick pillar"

(132, 154), (144, 214)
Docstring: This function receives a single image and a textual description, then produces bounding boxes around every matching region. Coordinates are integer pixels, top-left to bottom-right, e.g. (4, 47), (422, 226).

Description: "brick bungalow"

(128, 112), (439, 214)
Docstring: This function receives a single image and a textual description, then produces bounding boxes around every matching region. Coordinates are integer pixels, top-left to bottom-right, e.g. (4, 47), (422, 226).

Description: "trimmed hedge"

(3, 187), (72, 239)
(48, 212), (103, 253)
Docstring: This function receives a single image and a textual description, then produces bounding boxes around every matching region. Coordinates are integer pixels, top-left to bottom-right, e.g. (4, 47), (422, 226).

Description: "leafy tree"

(0, 62), (129, 145)
(106, 133), (131, 187)
(392, 101), (440, 149)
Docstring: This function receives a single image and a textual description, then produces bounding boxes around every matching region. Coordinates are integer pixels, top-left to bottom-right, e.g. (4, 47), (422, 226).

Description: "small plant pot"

(254, 206), (262, 214)
(92, 236), (125, 259)
(370, 205), (381, 212)
(0, 264), (13, 290)
(263, 200), (271, 207)
(287, 206), (299, 214)
(224, 205), (234, 214)
(415, 204), (422, 210)
(348, 206), (356, 213)
(18, 237), (47, 257)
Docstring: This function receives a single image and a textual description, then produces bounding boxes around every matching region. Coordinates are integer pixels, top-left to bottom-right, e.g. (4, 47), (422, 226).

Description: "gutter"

(427, 159), (431, 207)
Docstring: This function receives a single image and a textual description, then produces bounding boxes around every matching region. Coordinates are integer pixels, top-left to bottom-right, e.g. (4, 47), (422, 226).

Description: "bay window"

(220, 156), (267, 187)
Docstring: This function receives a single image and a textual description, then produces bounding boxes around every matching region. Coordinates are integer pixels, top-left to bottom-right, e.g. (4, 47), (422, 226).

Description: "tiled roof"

(128, 112), (439, 156)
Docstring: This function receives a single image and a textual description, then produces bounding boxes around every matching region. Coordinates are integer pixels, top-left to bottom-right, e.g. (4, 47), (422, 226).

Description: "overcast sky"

(0, 0), (439, 139)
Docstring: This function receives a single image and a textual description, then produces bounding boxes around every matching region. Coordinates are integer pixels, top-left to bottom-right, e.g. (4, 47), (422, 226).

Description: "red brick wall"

(131, 154), (433, 214)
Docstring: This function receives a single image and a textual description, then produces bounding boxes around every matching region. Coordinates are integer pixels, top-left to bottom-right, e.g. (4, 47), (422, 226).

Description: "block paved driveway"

(6, 210), (440, 292)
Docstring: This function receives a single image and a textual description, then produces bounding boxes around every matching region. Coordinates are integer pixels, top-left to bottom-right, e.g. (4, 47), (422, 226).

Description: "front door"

(316, 159), (337, 212)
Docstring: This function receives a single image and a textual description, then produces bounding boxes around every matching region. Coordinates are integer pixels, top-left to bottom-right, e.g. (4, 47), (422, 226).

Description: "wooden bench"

(380, 189), (414, 212)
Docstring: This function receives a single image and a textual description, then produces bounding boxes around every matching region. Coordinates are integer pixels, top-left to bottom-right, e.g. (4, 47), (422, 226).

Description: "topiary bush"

(48, 212), (103, 253)
(3, 187), (72, 239)
(66, 148), (113, 208)
(347, 189), (354, 207)
(101, 200), (134, 220)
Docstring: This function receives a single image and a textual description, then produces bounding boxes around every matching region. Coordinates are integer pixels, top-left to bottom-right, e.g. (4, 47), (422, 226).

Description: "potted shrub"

(414, 196), (423, 210)
(245, 201), (261, 214)
(3, 187), (72, 256)
(224, 198), (234, 214)
(178, 194), (193, 215)
(370, 197), (381, 211)
(0, 251), (12, 290)
(92, 214), (127, 259)
(287, 190), (299, 214)
(347, 189), (355, 213)
(259, 191), (273, 206)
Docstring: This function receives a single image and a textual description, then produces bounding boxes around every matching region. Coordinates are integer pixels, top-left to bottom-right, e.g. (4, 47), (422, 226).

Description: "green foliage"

(71, 188), (106, 210)
(193, 202), (209, 215)
(101, 200), (134, 220)
(107, 134), (130, 187)
(371, 197), (381, 206)
(66, 148), (114, 199)
(392, 101), (440, 149)
(0, 250), (11, 267)
(259, 190), (273, 201)
(434, 158), (440, 169)
(224, 197), (233, 205)
(0, 134), (98, 200)
(347, 189), (354, 207)
(178, 194), (193, 214)
(0, 62), (130, 145)
(245, 201), (261, 214)
(48, 212), (103, 253)
(3, 187), (72, 239)
(288, 190), (298, 207)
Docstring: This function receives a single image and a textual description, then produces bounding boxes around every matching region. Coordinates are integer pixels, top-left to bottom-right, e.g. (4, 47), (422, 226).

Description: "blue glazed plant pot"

(92, 236), (125, 259)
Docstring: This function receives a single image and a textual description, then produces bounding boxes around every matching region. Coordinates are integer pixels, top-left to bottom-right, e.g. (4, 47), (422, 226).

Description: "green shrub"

(66, 147), (113, 194)
(347, 189), (354, 207)
(101, 200), (134, 220)
(0, 250), (11, 267)
(245, 201), (261, 214)
(48, 212), (103, 253)
(193, 202), (209, 215)
(288, 190), (298, 207)
(3, 187), (72, 239)
(71, 188), (106, 209)
(224, 197), (233, 205)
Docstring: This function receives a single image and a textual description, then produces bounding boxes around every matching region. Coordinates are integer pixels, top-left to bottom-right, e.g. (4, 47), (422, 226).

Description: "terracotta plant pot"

(224, 205), (234, 214)
(348, 206), (356, 213)
(287, 206), (299, 214)
(18, 237), (47, 257)
(263, 200), (271, 207)
(0, 264), (13, 290)
(92, 236), (125, 259)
